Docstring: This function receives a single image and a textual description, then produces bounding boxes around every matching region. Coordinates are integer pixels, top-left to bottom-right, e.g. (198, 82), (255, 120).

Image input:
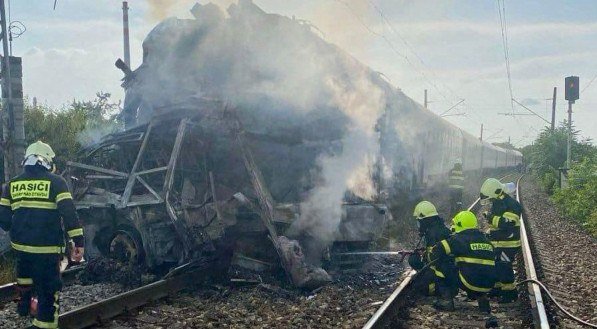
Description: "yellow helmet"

(25, 141), (55, 161)
(413, 201), (438, 219)
(480, 178), (503, 200)
(452, 211), (478, 233)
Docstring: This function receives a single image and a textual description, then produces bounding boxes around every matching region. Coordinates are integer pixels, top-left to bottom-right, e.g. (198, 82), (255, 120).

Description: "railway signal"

(564, 76), (579, 171)
(565, 76), (579, 103)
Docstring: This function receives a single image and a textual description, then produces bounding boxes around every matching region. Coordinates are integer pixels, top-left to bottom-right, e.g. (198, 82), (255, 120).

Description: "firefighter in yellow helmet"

(408, 201), (456, 307)
(431, 211), (498, 327)
(480, 178), (522, 303)
(0, 141), (85, 329)
(447, 159), (464, 216)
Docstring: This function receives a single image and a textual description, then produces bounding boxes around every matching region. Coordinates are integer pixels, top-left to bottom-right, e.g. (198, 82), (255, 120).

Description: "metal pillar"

(0, 0), (24, 181)
(122, 1), (131, 68)
(551, 87), (556, 131)
(566, 101), (572, 168)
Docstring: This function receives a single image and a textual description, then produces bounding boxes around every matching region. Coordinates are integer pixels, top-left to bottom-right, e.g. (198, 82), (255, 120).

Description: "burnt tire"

(109, 225), (145, 265)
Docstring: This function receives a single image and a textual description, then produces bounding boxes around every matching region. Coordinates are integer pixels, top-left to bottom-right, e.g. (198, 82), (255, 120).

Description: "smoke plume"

(126, 0), (388, 254)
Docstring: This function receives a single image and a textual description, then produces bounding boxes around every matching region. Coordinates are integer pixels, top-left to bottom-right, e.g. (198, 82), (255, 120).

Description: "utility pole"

(0, 0), (25, 181)
(551, 87), (557, 131)
(424, 89), (428, 109)
(480, 124), (484, 141)
(122, 1), (131, 68)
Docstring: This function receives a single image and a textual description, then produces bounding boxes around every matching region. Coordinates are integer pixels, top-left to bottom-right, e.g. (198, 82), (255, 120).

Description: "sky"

(7, 0), (597, 147)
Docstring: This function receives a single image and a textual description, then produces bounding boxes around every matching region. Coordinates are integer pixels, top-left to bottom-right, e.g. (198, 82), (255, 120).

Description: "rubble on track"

(78, 257), (155, 289)
(106, 257), (406, 329)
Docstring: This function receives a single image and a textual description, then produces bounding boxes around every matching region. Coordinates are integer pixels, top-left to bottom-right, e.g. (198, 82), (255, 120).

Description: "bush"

(541, 170), (558, 195)
(552, 155), (597, 233)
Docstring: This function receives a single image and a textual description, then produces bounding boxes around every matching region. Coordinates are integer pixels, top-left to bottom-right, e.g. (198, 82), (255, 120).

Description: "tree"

(23, 92), (122, 170)
(522, 122), (594, 193)
(522, 121), (596, 237)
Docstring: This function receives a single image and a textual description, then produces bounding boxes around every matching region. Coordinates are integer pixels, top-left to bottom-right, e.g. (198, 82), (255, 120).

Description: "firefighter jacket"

(448, 165), (464, 190)
(419, 216), (452, 278)
(432, 229), (497, 293)
(486, 193), (522, 249)
(0, 166), (84, 254)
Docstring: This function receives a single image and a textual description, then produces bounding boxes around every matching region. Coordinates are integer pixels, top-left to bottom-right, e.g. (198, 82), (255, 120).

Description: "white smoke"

(128, 0), (388, 250)
(295, 70), (386, 245)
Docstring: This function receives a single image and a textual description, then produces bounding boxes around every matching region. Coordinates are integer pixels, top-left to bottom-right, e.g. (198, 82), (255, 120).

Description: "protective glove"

(408, 252), (424, 271)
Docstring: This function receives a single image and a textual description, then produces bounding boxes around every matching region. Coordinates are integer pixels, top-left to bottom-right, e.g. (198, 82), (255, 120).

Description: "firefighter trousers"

(414, 262), (458, 297)
(16, 251), (62, 329)
(449, 189), (463, 217)
(494, 247), (519, 300)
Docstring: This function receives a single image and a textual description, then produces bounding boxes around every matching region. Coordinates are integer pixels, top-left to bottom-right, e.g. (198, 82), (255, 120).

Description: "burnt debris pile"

(65, 0), (403, 290)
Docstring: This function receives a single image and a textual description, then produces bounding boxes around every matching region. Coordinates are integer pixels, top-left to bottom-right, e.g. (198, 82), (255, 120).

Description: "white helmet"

(23, 141), (55, 170)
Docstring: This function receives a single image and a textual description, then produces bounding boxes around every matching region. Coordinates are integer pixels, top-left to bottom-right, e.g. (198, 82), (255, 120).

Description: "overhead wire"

(365, 0), (462, 102)
(333, 0), (452, 103)
(580, 73), (597, 94)
(496, 0), (515, 114)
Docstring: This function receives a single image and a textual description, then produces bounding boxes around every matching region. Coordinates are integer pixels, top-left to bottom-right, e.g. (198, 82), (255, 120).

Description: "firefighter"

(408, 201), (456, 308)
(480, 178), (522, 303)
(0, 141), (85, 329)
(431, 211), (498, 326)
(448, 160), (464, 217)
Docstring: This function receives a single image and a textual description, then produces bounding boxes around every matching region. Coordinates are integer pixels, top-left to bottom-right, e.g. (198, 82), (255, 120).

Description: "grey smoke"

(123, 0), (389, 250)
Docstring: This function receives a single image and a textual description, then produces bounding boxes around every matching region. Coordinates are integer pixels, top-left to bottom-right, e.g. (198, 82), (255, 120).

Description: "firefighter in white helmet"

(0, 141), (85, 328)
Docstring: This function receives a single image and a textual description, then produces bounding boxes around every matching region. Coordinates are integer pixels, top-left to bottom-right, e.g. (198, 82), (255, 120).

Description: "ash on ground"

(78, 257), (155, 288)
(106, 256), (405, 329)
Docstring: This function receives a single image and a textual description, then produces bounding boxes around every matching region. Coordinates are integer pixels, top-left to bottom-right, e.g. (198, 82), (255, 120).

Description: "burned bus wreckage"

(56, 1), (521, 289)
(64, 101), (369, 289)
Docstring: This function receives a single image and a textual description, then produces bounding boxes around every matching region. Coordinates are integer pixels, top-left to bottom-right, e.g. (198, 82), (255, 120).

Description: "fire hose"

(410, 260), (597, 327)
(516, 279), (597, 328)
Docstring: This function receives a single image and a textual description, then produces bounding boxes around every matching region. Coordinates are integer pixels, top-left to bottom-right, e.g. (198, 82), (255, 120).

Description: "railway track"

(363, 174), (552, 329)
(4, 171), (575, 329)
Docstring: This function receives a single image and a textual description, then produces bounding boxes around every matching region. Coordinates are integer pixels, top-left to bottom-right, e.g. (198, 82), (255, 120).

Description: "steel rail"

(58, 262), (207, 329)
(361, 269), (416, 329)
(515, 175), (550, 328)
(362, 171), (521, 329)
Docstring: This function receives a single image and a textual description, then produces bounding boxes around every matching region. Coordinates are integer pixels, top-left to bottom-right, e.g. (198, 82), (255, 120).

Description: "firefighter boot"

(433, 286), (455, 311)
(477, 294), (491, 314)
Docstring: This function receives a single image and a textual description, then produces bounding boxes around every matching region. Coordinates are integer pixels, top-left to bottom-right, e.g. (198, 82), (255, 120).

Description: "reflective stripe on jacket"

(432, 229), (497, 292)
(487, 193), (522, 249)
(0, 166), (84, 254)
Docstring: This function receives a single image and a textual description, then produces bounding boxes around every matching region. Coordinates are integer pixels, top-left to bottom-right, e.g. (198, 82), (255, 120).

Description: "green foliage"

(523, 121), (597, 237)
(522, 122), (594, 192)
(552, 155), (597, 234)
(24, 92), (122, 169)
